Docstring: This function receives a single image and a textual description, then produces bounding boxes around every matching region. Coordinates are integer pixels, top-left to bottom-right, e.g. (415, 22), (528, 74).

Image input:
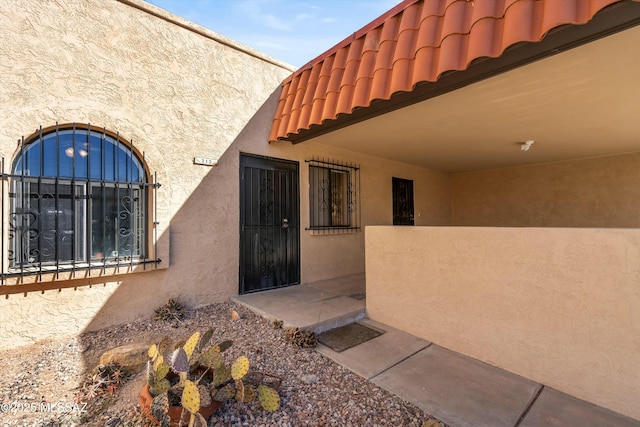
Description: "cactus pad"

(197, 329), (214, 353)
(158, 337), (172, 356)
(148, 344), (158, 360)
(149, 378), (170, 396)
(155, 361), (170, 381)
(213, 365), (232, 386)
(192, 412), (207, 427)
(153, 354), (164, 371)
(258, 385), (280, 412)
(198, 347), (223, 369)
(231, 356), (249, 380)
(213, 340), (233, 353)
(170, 348), (189, 373)
(183, 331), (201, 361)
(181, 380), (201, 413)
(147, 361), (155, 384)
(198, 385), (212, 407)
(238, 385), (255, 403)
(212, 384), (236, 402)
(235, 379), (245, 401)
(150, 392), (169, 421)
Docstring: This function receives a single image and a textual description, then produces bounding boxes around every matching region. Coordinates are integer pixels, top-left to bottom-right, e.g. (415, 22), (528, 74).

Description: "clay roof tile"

(269, 0), (637, 142)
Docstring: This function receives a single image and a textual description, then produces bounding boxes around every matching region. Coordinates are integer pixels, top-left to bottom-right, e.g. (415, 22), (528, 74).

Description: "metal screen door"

(240, 154), (300, 294)
(393, 177), (414, 226)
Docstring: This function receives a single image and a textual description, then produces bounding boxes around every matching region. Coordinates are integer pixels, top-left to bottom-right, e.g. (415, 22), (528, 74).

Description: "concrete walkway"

(233, 275), (640, 427)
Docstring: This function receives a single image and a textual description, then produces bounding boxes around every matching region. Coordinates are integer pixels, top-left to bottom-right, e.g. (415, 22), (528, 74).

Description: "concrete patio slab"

(520, 387), (640, 427)
(317, 318), (431, 379)
(286, 296), (366, 333)
(234, 285), (336, 310)
(232, 279), (365, 333)
(372, 345), (540, 427)
(307, 273), (365, 296)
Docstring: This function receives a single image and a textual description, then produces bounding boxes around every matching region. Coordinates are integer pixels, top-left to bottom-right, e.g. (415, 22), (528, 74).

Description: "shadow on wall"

(0, 88), (282, 352)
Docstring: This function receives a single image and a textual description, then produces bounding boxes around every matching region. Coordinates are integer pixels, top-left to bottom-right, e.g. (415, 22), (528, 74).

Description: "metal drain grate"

(317, 322), (384, 352)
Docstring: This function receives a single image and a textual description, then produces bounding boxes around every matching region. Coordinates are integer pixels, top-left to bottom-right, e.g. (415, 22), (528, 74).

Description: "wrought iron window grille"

(0, 123), (161, 285)
(306, 157), (360, 235)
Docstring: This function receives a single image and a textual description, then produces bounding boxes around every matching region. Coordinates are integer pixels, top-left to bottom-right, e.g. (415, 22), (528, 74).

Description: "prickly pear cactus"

(192, 412), (207, 427)
(198, 385), (212, 407)
(198, 347), (223, 369)
(147, 360), (155, 384)
(150, 392), (169, 421)
(153, 354), (164, 371)
(148, 344), (159, 360)
(237, 385), (255, 403)
(213, 340), (233, 353)
(231, 356), (249, 380)
(258, 384), (280, 412)
(155, 361), (170, 381)
(213, 365), (231, 386)
(170, 348), (189, 373)
(149, 378), (170, 396)
(212, 384), (236, 402)
(183, 331), (201, 360)
(197, 329), (214, 353)
(181, 380), (201, 413)
(157, 337), (172, 356)
(235, 379), (245, 402)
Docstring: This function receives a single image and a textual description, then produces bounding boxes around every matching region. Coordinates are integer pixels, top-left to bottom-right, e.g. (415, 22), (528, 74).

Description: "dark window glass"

(309, 165), (351, 228)
(11, 128), (146, 267)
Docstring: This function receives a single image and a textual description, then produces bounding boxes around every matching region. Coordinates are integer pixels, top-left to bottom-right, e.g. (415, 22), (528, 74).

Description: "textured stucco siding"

(0, 0), (292, 348)
(451, 152), (640, 227)
(366, 226), (640, 420)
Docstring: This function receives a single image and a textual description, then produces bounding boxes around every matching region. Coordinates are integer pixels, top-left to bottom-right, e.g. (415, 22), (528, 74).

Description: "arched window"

(11, 125), (148, 268)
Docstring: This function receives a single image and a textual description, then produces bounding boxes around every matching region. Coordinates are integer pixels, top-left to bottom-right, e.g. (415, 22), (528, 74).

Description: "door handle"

(282, 218), (289, 229)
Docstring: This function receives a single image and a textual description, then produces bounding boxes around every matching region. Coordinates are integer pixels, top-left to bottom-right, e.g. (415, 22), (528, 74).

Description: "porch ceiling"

(306, 23), (640, 173)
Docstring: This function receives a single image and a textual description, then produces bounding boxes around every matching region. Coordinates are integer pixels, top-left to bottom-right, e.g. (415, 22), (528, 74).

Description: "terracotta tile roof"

(269, 0), (635, 142)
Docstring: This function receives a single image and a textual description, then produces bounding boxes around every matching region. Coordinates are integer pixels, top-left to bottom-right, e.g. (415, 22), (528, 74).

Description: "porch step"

(309, 305), (366, 334)
(231, 280), (366, 334)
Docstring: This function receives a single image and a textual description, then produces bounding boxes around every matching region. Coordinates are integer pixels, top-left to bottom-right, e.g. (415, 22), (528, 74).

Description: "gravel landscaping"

(0, 301), (443, 426)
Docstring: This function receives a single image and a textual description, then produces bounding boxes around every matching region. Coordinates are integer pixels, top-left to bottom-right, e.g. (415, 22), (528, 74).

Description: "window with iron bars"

(307, 158), (360, 234)
(1, 124), (160, 283)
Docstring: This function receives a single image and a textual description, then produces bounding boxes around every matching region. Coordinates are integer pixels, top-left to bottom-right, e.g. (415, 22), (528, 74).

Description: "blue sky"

(145, 0), (400, 67)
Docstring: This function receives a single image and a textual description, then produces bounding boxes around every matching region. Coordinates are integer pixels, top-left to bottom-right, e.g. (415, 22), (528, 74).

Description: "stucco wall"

(451, 152), (640, 227)
(0, 0), (292, 348)
(366, 226), (640, 420)
(0, 0), (452, 348)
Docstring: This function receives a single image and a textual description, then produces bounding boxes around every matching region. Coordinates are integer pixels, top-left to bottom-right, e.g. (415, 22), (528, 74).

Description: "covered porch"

(264, 0), (640, 421)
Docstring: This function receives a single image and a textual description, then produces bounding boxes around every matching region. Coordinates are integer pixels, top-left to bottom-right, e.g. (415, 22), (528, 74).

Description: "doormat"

(317, 322), (384, 352)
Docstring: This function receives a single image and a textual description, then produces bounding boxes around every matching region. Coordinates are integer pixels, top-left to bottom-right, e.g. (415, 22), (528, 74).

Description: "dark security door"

(240, 154), (300, 294)
(393, 177), (414, 225)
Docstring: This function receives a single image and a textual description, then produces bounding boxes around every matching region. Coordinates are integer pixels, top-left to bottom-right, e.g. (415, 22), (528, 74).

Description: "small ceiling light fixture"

(521, 140), (535, 152)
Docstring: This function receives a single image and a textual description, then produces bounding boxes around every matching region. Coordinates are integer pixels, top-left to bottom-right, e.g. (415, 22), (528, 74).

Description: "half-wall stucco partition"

(365, 226), (640, 420)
